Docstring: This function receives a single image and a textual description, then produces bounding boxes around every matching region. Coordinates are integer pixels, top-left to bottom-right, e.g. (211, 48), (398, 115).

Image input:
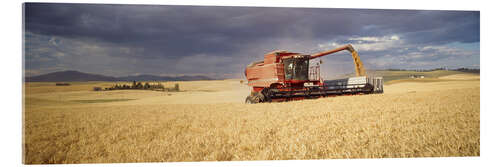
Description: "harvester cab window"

(284, 58), (309, 81)
(284, 59), (293, 80)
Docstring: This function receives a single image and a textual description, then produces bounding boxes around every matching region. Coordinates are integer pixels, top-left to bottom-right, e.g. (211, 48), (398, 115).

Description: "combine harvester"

(244, 44), (383, 103)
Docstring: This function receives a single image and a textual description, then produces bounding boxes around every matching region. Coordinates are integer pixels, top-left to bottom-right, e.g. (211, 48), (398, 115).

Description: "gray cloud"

(24, 3), (480, 78)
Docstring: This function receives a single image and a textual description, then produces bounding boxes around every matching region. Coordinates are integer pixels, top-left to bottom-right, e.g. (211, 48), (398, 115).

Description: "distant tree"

(174, 83), (180, 91)
(137, 82), (143, 89)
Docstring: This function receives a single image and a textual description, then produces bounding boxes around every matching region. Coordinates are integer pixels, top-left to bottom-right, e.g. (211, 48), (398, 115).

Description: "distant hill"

(328, 70), (478, 82)
(25, 70), (116, 82)
(25, 70), (214, 82)
(368, 70), (477, 82)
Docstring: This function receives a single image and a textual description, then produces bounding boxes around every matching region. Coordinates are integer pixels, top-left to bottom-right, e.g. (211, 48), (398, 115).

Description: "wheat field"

(23, 73), (480, 164)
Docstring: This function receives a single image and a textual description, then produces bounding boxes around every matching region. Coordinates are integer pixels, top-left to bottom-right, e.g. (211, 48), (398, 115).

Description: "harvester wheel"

(245, 95), (256, 104)
(260, 88), (273, 102)
(255, 92), (266, 102)
(246, 88), (273, 104)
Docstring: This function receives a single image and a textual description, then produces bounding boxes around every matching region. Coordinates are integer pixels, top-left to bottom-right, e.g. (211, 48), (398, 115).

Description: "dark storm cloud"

(24, 3), (479, 77)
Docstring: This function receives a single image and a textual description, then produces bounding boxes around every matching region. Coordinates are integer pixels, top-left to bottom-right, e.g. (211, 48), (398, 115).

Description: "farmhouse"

(409, 74), (425, 79)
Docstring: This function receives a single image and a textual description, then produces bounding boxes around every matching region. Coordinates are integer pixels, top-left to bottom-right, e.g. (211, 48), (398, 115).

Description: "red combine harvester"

(244, 44), (383, 103)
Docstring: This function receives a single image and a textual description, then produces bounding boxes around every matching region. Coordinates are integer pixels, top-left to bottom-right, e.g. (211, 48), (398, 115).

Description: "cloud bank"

(24, 3), (479, 78)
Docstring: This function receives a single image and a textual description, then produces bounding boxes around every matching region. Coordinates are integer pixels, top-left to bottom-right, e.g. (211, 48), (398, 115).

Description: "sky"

(23, 3), (480, 79)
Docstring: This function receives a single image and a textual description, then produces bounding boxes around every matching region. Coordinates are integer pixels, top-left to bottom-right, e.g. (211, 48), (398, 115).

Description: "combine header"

(244, 44), (383, 103)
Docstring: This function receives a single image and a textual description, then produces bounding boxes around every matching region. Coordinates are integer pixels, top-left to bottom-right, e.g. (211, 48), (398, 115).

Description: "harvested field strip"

(72, 99), (136, 103)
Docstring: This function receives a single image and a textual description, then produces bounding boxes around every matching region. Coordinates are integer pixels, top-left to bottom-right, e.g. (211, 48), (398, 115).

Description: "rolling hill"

(25, 70), (214, 82)
(331, 70), (478, 82)
(25, 70), (116, 82)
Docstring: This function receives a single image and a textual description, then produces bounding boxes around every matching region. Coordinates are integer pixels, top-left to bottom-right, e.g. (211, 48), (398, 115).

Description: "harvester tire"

(260, 88), (273, 102)
(255, 92), (266, 102)
(245, 95), (257, 104)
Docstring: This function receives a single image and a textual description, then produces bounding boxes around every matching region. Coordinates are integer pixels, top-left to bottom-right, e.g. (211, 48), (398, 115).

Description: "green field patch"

(73, 99), (135, 103)
(385, 78), (459, 85)
(25, 97), (79, 107)
(375, 70), (465, 82)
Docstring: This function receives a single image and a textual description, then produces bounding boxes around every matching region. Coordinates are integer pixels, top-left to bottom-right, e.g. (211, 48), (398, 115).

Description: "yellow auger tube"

(310, 44), (366, 77)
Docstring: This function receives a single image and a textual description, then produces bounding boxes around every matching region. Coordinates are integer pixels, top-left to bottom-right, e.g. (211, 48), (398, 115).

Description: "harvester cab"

(283, 55), (310, 81)
(244, 44), (383, 104)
